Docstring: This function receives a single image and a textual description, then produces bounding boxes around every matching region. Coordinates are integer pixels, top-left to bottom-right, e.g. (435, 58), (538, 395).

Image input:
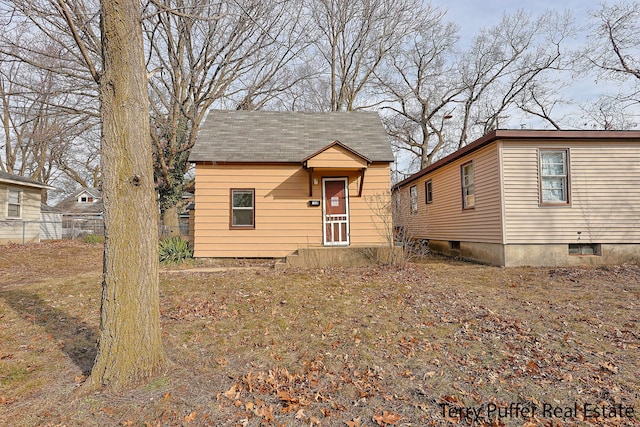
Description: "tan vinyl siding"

(0, 185), (43, 243)
(503, 140), (640, 243)
(395, 144), (503, 243)
(305, 145), (368, 169)
(192, 163), (391, 257)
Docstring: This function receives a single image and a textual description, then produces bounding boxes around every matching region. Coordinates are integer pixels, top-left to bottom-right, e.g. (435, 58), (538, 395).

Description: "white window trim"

(230, 188), (255, 229)
(7, 188), (22, 219)
(539, 149), (570, 206)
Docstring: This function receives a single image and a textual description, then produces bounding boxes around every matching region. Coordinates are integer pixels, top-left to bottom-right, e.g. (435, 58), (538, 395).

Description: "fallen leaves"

(2, 242), (640, 426)
(345, 416), (362, 426)
(373, 410), (401, 426)
(183, 411), (197, 423)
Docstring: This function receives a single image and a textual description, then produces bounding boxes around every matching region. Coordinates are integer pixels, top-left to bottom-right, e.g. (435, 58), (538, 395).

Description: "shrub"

(159, 236), (192, 265)
(83, 234), (105, 244)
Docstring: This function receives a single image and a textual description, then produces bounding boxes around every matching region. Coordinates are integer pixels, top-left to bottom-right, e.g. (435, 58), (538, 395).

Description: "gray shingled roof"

(0, 171), (54, 189)
(55, 188), (104, 215)
(189, 110), (394, 163)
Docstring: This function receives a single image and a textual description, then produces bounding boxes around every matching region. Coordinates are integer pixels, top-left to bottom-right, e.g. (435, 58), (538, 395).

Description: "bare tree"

(378, 6), (460, 171)
(574, 2), (640, 128)
(579, 96), (638, 130)
(514, 82), (565, 130)
(308, 0), (422, 111)
(584, 2), (640, 92)
(144, 0), (309, 233)
(0, 50), (98, 201)
(380, 9), (571, 174)
(454, 10), (570, 147)
(0, 0), (101, 191)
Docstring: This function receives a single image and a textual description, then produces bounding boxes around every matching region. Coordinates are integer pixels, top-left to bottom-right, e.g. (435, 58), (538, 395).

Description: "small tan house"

(0, 171), (54, 244)
(188, 110), (395, 260)
(394, 130), (640, 267)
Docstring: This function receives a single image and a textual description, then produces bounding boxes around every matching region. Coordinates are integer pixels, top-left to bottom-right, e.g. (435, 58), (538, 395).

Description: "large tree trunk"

(89, 0), (165, 389)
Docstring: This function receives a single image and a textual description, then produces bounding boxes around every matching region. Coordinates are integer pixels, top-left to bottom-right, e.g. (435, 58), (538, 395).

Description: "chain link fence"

(1, 218), (190, 244)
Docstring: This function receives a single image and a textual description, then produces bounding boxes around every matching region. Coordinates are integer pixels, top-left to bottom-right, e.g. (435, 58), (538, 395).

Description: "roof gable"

(55, 187), (104, 214)
(189, 110), (394, 163)
(302, 140), (370, 169)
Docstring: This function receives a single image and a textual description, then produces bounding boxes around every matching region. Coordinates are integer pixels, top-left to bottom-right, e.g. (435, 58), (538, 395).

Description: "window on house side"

(540, 149), (569, 205)
(230, 189), (255, 228)
(409, 185), (418, 213)
(425, 180), (433, 204)
(8, 189), (22, 218)
(461, 162), (475, 209)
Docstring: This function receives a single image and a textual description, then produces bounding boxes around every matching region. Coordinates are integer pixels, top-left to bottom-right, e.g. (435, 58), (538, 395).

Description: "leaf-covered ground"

(0, 241), (638, 426)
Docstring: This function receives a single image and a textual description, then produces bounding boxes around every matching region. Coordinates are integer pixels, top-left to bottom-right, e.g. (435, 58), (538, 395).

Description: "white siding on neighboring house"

(0, 185), (43, 244)
(502, 140), (640, 244)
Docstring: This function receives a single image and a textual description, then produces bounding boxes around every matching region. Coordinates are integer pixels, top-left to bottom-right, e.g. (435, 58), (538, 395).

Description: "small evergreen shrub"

(83, 234), (105, 244)
(159, 236), (192, 265)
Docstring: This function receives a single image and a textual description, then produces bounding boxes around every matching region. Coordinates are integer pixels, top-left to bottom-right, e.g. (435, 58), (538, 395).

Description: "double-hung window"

(461, 162), (475, 209)
(8, 189), (22, 218)
(540, 149), (569, 205)
(230, 189), (255, 228)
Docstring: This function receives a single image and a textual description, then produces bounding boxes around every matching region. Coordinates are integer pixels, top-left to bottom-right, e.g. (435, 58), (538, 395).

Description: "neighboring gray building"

(55, 188), (104, 237)
(0, 171), (54, 244)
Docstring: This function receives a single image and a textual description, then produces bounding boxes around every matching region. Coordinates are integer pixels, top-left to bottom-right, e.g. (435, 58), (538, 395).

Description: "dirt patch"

(0, 241), (638, 426)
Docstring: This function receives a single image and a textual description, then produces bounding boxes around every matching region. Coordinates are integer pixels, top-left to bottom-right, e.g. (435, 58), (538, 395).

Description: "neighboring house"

(188, 110), (395, 259)
(55, 188), (104, 237)
(394, 130), (640, 267)
(0, 171), (54, 244)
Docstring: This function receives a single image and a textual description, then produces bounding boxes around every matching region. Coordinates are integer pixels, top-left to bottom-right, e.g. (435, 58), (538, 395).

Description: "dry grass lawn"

(0, 241), (638, 426)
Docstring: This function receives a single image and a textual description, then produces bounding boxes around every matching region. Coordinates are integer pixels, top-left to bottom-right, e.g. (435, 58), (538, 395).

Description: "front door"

(323, 178), (349, 245)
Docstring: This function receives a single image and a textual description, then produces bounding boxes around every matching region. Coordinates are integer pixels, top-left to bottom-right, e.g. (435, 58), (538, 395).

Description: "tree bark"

(89, 0), (165, 389)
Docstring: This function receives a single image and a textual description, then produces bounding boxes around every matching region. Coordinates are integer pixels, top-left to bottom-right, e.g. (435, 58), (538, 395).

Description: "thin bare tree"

(144, 0), (310, 233)
(575, 1), (640, 129)
(378, 5), (460, 172)
(454, 10), (570, 148)
(308, 0), (422, 111)
(0, 5), (101, 191)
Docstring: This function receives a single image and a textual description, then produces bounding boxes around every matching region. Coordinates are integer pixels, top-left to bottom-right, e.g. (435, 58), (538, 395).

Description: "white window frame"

(7, 189), (22, 219)
(230, 188), (255, 229)
(539, 149), (570, 205)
